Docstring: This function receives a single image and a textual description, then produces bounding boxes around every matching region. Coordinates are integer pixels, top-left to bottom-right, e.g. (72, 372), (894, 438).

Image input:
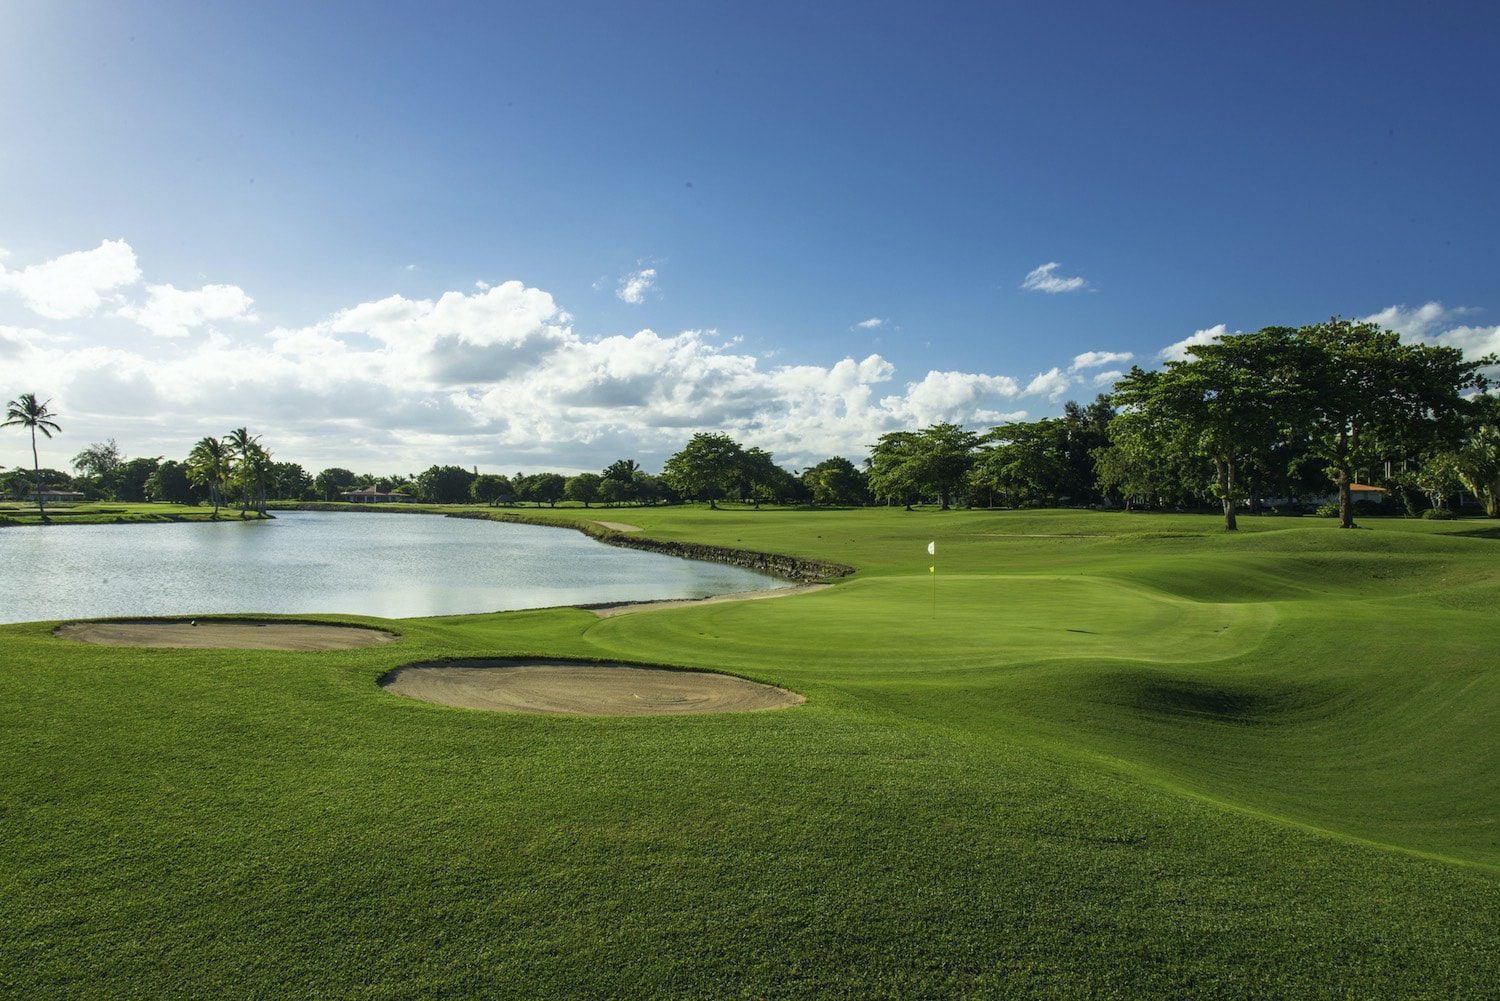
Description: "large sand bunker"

(380, 659), (803, 716)
(55, 619), (397, 651)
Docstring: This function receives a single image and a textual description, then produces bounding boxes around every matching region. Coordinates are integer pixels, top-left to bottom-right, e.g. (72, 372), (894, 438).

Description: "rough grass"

(1, 505), (1496, 998)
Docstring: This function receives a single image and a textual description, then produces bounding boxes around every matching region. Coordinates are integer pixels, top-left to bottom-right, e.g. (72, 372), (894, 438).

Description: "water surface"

(0, 511), (784, 623)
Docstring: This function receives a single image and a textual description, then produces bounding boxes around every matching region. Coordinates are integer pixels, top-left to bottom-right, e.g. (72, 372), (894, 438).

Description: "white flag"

(927, 541), (936, 556)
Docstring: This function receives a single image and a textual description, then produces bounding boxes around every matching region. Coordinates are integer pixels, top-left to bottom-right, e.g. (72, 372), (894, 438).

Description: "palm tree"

(186, 436), (233, 518)
(225, 427), (261, 515)
(240, 442), (273, 515)
(3, 393), (62, 523)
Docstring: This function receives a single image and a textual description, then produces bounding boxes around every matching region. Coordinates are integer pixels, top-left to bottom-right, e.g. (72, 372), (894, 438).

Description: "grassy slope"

(1, 506), (1496, 998)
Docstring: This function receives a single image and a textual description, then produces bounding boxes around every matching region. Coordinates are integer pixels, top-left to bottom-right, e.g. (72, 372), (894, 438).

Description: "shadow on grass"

(1130, 679), (1302, 726)
(1447, 525), (1500, 541)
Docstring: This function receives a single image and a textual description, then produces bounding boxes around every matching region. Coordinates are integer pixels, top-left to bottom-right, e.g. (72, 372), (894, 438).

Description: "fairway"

(2, 507), (1496, 998)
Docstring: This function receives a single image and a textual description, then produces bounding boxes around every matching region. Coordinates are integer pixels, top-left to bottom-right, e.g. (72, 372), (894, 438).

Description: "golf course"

(1, 505), (1495, 998)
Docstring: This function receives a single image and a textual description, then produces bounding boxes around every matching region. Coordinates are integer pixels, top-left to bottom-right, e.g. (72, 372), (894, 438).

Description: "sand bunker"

(591, 520), (642, 533)
(55, 620), (397, 651)
(380, 659), (803, 716)
(588, 583), (829, 618)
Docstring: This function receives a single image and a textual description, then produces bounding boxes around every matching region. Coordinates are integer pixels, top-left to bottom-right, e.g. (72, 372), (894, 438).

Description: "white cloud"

(1358, 302), (1475, 339)
(1160, 323), (1228, 362)
(118, 283), (256, 338)
(1091, 369), (1125, 387)
(1069, 350), (1132, 371)
(616, 268), (657, 305)
(8, 243), (1244, 472)
(854, 317), (885, 329)
(1024, 367), (1073, 401)
(0, 239), (141, 318)
(1362, 302), (1499, 374)
(1021, 261), (1088, 294)
(890, 370), (1021, 427)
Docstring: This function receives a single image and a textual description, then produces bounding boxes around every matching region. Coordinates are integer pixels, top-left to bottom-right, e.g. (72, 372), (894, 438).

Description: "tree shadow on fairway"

(1446, 525), (1500, 541)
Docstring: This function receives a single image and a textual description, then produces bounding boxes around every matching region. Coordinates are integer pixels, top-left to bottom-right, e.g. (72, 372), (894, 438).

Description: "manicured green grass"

(2, 506), (1496, 998)
(0, 501), (269, 526)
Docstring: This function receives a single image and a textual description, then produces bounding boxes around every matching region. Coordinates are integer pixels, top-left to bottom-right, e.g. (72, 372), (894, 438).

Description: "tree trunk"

(31, 427), (47, 524)
(1333, 432), (1356, 529)
(1337, 473), (1354, 528)
(1217, 458), (1238, 532)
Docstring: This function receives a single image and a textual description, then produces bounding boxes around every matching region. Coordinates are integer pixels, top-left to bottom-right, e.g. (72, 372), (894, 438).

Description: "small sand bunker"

(55, 620), (397, 651)
(380, 658), (803, 716)
(591, 520), (642, 533)
(587, 582), (828, 618)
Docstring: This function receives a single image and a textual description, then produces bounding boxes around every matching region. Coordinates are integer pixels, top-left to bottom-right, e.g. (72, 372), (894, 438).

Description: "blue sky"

(2, 1), (1497, 473)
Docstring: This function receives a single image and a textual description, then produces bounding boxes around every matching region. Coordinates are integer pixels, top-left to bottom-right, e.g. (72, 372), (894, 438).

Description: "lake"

(0, 511), (786, 623)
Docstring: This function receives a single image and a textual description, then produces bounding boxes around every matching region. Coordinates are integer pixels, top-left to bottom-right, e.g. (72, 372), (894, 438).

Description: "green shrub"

(1315, 503), (1340, 518)
(1421, 507), (1457, 520)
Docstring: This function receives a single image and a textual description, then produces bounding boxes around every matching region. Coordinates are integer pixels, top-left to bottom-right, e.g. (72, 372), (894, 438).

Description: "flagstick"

(927, 540), (937, 620)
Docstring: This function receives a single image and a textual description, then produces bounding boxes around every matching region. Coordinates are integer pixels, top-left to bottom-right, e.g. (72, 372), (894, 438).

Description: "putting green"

(583, 574), (1277, 673)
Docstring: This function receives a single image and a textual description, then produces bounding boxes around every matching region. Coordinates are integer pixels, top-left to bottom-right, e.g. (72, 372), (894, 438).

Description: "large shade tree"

(1294, 318), (1490, 528)
(470, 473), (513, 506)
(663, 433), (745, 508)
(801, 456), (870, 506)
(869, 423), (979, 510)
(3, 393), (62, 522)
(1112, 328), (1300, 531)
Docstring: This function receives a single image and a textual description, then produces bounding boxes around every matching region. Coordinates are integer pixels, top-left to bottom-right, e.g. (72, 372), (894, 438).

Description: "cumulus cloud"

(0, 239), (141, 318)
(1069, 350), (1132, 371)
(23, 243), (1341, 472)
(892, 370), (1021, 427)
(1359, 302), (1474, 339)
(616, 267), (657, 304)
(1091, 369), (1125, 387)
(118, 283), (256, 338)
(854, 317), (885, 329)
(1021, 261), (1088, 294)
(1160, 323), (1228, 362)
(1362, 302), (1500, 375)
(1024, 367), (1073, 401)
(3, 257), (1060, 470)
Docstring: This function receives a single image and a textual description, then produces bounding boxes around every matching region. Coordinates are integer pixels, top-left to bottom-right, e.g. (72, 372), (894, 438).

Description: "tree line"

(864, 318), (1497, 529)
(7, 318), (1496, 527)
